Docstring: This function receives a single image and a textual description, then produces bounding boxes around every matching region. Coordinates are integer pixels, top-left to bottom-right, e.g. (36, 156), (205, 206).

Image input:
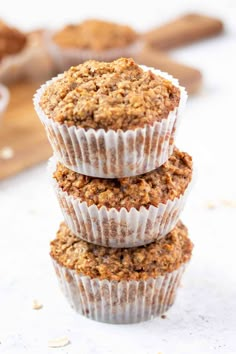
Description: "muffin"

(0, 20), (26, 58)
(47, 19), (140, 71)
(0, 21), (53, 83)
(34, 58), (187, 178)
(0, 20), (28, 83)
(49, 148), (193, 247)
(51, 221), (193, 323)
(0, 83), (9, 121)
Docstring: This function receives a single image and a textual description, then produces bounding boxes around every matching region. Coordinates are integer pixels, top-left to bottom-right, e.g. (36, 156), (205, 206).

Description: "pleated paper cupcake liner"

(0, 84), (10, 121)
(49, 157), (193, 248)
(52, 259), (187, 324)
(45, 30), (142, 71)
(34, 66), (187, 178)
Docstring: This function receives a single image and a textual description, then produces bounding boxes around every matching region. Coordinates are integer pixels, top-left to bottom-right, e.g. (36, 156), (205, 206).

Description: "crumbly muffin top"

(0, 20), (27, 60)
(54, 148), (192, 210)
(50, 221), (193, 281)
(39, 58), (180, 131)
(53, 19), (138, 50)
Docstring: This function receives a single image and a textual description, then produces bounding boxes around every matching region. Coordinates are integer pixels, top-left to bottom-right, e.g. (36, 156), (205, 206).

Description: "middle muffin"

(49, 148), (193, 247)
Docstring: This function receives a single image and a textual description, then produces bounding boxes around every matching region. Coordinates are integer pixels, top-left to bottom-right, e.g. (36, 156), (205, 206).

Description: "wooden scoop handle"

(144, 13), (224, 50)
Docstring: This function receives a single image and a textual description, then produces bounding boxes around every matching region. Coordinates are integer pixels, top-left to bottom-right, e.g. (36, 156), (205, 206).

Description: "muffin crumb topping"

(53, 148), (192, 210)
(40, 58), (180, 131)
(50, 221), (193, 281)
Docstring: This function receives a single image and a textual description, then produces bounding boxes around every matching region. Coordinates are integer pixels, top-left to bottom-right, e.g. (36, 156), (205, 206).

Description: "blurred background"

(0, 1), (236, 353)
(0, 0), (235, 32)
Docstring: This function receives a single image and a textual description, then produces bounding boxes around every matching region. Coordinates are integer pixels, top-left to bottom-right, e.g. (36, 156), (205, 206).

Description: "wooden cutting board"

(0, 81), (52, 180)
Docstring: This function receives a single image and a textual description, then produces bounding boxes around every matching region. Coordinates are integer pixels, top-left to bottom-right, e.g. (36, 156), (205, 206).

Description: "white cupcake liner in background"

(0, 48), (30, 84)
(34, 66), (187, 178)
(49, 157), (193, 248)
(45, 30), (143, 71)
(0, 31), (55, 84)
(0, 84), (10, 121)
(52, 259), (187, 324)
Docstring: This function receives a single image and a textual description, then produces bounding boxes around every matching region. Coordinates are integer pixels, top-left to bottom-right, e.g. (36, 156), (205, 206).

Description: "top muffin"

(52, 19), (138, 51)
(0, 20), (27, 60)
(40, 58), (181, 131)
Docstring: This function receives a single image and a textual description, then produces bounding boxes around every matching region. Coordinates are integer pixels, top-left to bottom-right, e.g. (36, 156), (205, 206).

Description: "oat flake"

(32, 299), (43, 310)
(48, 336), (70, 348)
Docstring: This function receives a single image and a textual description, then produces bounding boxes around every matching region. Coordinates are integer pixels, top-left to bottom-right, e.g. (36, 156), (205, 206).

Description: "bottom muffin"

(50, 221), (193, 324)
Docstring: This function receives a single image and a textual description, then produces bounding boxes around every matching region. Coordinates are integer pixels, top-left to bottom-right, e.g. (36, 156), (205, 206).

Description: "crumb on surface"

(32, 299), (43, 310)
(0, 146), (14, 160)
(220, 199), (236, 208)
(205, 199), (236, 209)
(206, 202), (216, 210)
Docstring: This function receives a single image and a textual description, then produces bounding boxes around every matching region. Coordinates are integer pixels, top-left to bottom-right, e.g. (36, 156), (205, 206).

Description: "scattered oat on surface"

(53, 19), (137, 50)
(54, 148), (192, 210)
(32, 299), (43, 310)
(48, 336), (70, 348)
(206, 202), (216, 210)
(0, 146), (14, 160)
(40, 57), (180, 131)
(220, 199), (236, 208)
(50, 221), (193, 281)
(205, 200), (236, 209)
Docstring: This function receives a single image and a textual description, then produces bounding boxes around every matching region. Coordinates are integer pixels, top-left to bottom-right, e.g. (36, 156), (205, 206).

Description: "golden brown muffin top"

(0, 20), (27, 60)
(50, 221), (193, 281)
(53, 19), (138, 50)
(40, 58), (180, 131)
(54, 148), (192, 210)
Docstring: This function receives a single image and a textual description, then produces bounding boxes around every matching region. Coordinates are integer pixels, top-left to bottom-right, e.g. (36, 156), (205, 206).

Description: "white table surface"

(0, 2), (236, 353)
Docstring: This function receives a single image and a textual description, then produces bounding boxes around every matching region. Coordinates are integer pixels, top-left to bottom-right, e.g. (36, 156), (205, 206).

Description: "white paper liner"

(48, 157), (193, 248)
(45, 30), (143, 71)
(0, 84), (10, 120)
(34, 66), (187, 178)
(52, 259), (187, 324)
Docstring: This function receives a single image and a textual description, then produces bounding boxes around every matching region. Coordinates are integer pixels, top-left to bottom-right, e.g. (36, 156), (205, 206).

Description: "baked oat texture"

(0, 20), (27, 60)
(53, 148), (192, 210)
(53, 19), (137, 50)
(40, 58), (180, 131)
(50, 221), (193, 281)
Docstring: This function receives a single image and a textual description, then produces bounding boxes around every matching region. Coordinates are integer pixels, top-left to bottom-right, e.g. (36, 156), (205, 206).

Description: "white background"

(0, 1), (236, 353)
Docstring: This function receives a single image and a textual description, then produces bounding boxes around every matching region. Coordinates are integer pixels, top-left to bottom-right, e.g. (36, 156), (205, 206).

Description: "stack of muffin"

(34, 57), (193, 324)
